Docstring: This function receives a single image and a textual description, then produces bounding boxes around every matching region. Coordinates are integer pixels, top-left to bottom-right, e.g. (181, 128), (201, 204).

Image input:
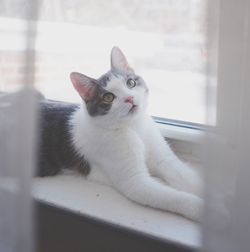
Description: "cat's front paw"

(177, 193), (203, 222)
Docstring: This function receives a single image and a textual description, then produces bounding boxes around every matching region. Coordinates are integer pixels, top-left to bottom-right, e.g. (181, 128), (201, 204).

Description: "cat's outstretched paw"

(177, 194), (203, 222)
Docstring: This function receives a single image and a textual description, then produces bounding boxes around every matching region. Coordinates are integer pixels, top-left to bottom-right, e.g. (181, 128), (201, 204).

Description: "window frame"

(155, 117), (204, 143)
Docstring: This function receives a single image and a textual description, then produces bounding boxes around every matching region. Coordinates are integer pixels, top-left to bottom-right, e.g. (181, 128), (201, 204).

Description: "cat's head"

(70, 47), (148, 127)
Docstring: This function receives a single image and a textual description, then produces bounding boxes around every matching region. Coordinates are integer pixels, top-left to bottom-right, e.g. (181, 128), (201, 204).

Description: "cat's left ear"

(111, 46), (134, 73)
(70, 72), (96, 102)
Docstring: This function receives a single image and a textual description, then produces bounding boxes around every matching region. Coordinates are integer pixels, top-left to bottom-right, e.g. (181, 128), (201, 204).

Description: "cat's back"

(39, 100), (80, 141)
(37, 100), (88, 177)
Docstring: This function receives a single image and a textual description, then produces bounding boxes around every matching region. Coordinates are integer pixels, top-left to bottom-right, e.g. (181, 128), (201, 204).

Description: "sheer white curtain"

(1, 1), (250, 251)
(0, 1), (39, 252)
(203, 0), (250, 251)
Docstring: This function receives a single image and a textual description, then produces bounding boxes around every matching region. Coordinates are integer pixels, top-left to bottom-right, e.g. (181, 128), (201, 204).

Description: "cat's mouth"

(129, 104), (138, 114)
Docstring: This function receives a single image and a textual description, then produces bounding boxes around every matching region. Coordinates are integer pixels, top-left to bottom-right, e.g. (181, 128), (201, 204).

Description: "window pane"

(0, 0), (207, 124)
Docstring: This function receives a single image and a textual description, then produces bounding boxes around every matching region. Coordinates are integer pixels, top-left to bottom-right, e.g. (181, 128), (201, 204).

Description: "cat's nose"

(124, 96), (134, 104)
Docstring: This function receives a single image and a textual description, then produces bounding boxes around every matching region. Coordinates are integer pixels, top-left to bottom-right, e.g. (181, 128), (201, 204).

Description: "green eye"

(127, 78), (136, 88)
(102, 92), (115, 103)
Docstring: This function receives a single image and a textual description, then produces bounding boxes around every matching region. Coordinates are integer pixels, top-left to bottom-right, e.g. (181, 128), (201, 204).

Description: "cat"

(38, 47), (203, 221)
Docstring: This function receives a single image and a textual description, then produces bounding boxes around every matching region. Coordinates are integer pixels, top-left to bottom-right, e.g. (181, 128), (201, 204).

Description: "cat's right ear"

(70, 72), (95, 102)
(111, 46), (134, 73)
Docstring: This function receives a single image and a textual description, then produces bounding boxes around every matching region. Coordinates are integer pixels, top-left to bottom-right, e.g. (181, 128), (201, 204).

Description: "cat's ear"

(70, 72), (96, 102)
(111, 46), (134, 73)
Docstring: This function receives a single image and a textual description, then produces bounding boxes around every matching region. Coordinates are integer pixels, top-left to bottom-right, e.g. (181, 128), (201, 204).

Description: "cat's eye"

(127, 78), (136, 88)
(102, 92), (115, 103)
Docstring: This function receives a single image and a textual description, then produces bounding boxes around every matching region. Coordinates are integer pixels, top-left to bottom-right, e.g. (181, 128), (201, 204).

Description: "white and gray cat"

(38, 47), (203, 221)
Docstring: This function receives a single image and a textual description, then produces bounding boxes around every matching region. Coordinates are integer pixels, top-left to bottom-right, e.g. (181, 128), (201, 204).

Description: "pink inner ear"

(119, 58), (131, 71)
(111, 47), (134, 73)
(74, 82), (94, 101)
(115, 56), (134, 72)
(70, 73), (94, 101)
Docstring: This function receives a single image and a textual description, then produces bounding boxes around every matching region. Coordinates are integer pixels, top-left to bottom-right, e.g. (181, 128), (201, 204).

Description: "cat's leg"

(87, 165), (111, 186)
(93, 130), (202, 221)
(151, 155), (203, 197)
(112, 172), (202, 221)
(86, 162), (202, 221)
(143, 119), (203, 197)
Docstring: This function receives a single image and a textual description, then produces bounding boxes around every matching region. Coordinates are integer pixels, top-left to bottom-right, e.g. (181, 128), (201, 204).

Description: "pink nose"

(125, 96), (134, 104)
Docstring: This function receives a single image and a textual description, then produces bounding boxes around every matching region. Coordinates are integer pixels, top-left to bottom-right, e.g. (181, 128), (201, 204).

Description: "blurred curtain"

(0, 1), (39, 252)
(203, 0), (250, 251)
(1, 0), (250, 251)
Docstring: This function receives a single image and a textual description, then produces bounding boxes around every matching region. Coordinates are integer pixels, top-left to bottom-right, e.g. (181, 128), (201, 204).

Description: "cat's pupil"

(127, 78), (136, 88)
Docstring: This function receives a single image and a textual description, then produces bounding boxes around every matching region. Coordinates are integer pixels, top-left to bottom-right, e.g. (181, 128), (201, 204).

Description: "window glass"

(0, 0), (207, 124)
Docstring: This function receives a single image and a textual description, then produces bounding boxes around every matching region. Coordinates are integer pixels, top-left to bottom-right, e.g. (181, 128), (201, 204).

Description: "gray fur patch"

(98, 71), (113, 87)
(37, 100), (91, 177)
(86, 83), (113, 117)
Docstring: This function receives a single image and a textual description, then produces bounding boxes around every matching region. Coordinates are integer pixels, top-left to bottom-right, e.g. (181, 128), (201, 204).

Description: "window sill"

(33, 173), (201, 250)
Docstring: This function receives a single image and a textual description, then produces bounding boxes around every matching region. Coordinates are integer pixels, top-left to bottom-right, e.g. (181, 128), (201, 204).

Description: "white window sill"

(32, 173), (201, 249)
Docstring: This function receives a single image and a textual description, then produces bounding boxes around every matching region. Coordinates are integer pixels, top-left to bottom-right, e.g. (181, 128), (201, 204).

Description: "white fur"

(70, 99), (203, 221)
(70, 47), (203, 221)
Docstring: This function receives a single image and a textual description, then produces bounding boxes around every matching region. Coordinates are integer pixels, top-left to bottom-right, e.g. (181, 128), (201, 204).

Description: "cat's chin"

(114, 108), (142, 127)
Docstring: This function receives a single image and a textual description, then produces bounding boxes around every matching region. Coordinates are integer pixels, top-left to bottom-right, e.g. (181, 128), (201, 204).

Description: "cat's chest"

(72, 113), (153, 163)
(78, 125), (147, 159)
(87, 126), (146, 149)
